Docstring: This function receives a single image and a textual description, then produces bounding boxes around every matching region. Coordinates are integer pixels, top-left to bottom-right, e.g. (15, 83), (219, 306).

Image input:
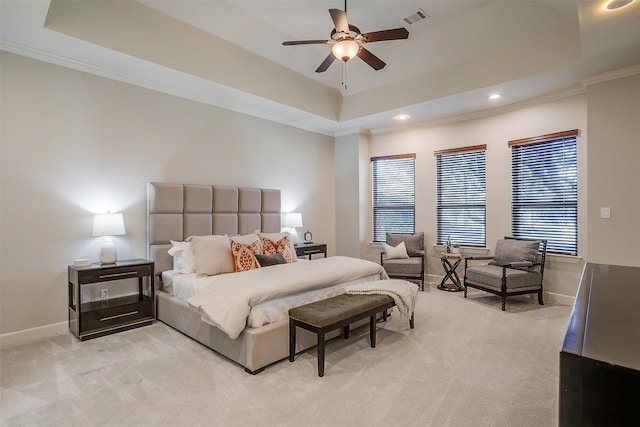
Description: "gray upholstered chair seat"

(381, 257), (424, 277)
(465, 265), (542, 291)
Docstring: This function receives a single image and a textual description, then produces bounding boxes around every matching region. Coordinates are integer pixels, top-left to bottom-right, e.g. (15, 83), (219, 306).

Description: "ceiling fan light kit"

(282, 0), (409, 87)
(332, 40), (359, 61)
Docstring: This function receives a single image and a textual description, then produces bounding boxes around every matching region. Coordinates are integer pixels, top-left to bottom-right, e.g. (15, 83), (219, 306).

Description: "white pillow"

(188, 234), (234, 276)
(167, 240), (196, 274)
(383, 241), (409, 259)
(259, 232), (298, 262)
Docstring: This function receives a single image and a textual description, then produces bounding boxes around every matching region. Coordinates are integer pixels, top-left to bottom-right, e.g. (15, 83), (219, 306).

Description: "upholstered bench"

(288, 293), (414, 377)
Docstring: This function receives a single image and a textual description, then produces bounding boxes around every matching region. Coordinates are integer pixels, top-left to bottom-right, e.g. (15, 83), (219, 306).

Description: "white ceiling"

(1, 0), (639, 135)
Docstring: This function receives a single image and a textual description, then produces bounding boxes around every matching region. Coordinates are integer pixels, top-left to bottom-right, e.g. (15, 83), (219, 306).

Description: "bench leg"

(343, 325), (350, 339)
(370, 315), (377, 348)
(289, 319), (296, 362)
(317, 332), (325, 377)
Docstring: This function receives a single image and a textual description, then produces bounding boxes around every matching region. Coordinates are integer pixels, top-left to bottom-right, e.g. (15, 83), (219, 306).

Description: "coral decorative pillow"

(259, 232), (297, 262)
(262, 235), (295, 263)
(230, 238), (262, 272)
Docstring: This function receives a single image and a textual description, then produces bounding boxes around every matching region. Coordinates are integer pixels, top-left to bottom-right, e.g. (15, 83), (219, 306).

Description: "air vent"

(402, 8), (429, 25)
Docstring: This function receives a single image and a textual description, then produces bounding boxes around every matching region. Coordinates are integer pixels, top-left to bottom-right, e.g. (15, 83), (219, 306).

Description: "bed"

(147, 182), (387, 373)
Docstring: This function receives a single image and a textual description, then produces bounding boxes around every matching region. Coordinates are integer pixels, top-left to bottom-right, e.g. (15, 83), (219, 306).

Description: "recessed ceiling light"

(606, 0), (634, 10)
(395, 114), (411, 121)
(489, 94), (501, 100)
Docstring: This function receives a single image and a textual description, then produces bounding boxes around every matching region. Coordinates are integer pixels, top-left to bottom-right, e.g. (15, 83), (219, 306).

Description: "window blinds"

(435, 146), (486, 246)
(510, 131), (578, 255)
(371, 154), (415, 242)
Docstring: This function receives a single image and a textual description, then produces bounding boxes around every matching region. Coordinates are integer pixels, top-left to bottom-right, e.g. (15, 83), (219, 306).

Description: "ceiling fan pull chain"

(343, 61), (348, 90)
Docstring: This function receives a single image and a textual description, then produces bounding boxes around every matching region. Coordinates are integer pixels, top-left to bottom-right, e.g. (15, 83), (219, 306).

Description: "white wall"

(334, 131), (371, 259)
(367, 94), (589, 301)
(0, 52), (335, 342)
(586, 74), (640, 266)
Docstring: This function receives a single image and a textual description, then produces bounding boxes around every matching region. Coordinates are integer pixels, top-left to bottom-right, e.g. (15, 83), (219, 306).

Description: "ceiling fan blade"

(315, 53), (337, 73)
(357, 46), (386, 70)
(282, 40), (330, 46)
(329, 8), (349, 34)
(362, 28), (409, 43)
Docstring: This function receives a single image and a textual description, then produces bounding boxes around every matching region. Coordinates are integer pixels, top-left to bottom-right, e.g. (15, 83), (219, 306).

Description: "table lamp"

(92, 213), (126, 264)
(282, 212), (303, 242)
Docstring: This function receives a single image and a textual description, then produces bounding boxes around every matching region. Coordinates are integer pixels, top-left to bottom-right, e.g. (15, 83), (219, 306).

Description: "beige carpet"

(1, 283), (571, 426)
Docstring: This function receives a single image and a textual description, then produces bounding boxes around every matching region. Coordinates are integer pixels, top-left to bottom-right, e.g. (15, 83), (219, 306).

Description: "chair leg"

(501, 296), (506, 311)
(538, 290), (544, 305)
(463, 285), (467, 298)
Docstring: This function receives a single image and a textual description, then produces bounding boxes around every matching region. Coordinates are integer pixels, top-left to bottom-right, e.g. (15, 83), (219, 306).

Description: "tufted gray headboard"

(147, 182), (281, 274)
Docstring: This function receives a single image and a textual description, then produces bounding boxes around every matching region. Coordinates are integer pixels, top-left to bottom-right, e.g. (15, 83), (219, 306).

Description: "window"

(371, 154), (415, 242)
(510, 130), (578, 255)
(435, 145), (487, 246)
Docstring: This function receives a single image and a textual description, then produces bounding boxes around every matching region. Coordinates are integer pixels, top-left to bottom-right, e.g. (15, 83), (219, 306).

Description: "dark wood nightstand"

(68, 259), (154, 341)
(295, 243), (327, 260)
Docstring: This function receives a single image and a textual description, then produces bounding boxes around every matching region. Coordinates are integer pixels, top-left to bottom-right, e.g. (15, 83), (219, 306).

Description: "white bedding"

(170, 272), (382, 329)
(185, 256), (388, 339)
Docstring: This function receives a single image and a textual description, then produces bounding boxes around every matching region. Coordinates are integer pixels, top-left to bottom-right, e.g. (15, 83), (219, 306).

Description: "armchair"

(463, 237), (547, 311)
(380, 232), (425, 291)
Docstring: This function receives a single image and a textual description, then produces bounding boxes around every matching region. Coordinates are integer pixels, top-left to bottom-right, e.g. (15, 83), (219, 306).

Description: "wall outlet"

(100, 289), (108, 300)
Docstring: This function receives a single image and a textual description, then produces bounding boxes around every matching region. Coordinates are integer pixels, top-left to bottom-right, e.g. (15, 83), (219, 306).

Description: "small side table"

(438, 252), (463, 292)
(295, 243), (327, 260)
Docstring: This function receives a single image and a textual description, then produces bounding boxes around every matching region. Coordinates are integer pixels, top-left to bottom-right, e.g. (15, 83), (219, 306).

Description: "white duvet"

(186, 256), (388, 339)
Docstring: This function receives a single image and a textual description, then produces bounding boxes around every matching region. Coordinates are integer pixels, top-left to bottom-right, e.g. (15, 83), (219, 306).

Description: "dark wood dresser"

(559, 263), (640, 426)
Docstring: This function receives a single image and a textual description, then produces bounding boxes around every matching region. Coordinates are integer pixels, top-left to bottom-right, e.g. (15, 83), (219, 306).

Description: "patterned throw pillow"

(262, 235), (295, 263)
(230, 239), (262, 272)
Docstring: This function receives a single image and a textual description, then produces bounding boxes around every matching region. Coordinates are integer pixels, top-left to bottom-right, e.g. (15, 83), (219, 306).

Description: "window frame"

(509, 129), (579, 255)
(371, 153), (416, 242)
(434, 145), (487, 247)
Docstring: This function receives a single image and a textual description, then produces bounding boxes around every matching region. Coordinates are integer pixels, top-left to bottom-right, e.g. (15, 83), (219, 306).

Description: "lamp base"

(99, 237), (118, 264)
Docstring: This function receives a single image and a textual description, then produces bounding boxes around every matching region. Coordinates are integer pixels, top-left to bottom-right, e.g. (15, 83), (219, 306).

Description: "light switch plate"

(600, 207), (611, 219)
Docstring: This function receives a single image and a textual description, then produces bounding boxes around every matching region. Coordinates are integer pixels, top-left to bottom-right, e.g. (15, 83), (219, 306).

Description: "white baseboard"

(0, 321), (68, 350)
(543, 291), (575, 306)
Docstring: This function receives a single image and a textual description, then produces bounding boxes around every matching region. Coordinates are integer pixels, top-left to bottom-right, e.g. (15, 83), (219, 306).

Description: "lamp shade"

(282, 212), (303, 228)
(92, 213), (125, 237)
(332, 40), (359, 61)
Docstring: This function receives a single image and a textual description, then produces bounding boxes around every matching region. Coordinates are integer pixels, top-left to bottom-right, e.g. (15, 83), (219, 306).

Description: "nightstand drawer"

(80, 296), (152, 331)
(77, 264), (153, 284)
(295, 243), (327, 259)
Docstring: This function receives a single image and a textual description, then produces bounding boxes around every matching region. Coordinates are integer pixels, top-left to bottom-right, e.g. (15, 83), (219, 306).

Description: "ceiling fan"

(282, 1), (409, 74)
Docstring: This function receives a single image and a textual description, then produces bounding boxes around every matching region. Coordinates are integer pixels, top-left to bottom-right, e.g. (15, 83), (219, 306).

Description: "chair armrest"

(505, 261), (533, 268)
(465, 256), (494, 261)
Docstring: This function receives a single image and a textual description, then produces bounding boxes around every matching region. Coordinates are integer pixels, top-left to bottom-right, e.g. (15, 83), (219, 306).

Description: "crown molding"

(371, 85), (587, 135)
(0, 40), (335, 137)
(334, 128), (372, 138)
(580, 64), (640, 86)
